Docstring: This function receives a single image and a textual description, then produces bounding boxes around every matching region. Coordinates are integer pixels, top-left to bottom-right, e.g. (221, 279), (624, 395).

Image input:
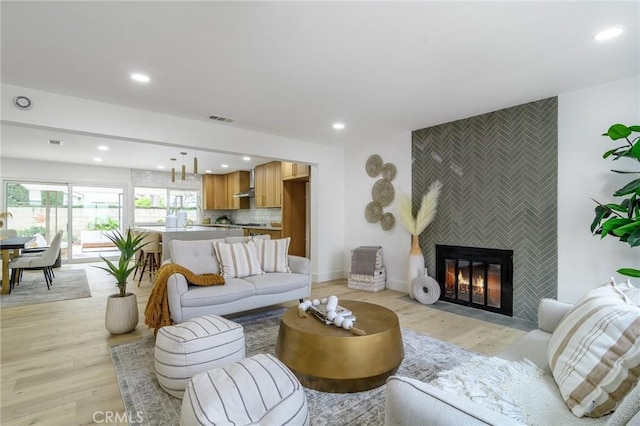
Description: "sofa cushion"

(213, 241), (264, 278)
(181, 278), (256, 307)
(243, 272), (309, 296)
(547, 282), (640, 418)
(169, 239), (223, 274)
(251, 237), (291, 273)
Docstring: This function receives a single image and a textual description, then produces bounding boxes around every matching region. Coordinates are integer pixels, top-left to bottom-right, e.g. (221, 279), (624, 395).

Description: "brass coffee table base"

(291, 366), (401, 393)
(276, 300), (404, 393)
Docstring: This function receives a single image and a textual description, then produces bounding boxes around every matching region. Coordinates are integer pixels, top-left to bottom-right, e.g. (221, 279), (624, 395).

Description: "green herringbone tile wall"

(412, 97), (558, 321)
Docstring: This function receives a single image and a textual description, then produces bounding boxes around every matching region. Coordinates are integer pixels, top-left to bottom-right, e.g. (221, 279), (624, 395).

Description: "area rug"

(0, 269), (91, 308)
(110, 308), (478, 426)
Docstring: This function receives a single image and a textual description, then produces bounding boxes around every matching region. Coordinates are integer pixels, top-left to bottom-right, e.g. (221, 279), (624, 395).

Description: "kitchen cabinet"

(202, 174), (227, 210)
(282, 179), (308, 257)
(255, 161), (282, 208)
(281, 162), (310, 181)
(226, 171), (250, 210)
(203, 171), (250, 210)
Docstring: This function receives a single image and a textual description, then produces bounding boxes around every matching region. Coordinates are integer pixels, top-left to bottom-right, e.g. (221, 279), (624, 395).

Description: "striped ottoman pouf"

(154, 315), (245, 399)
(181, 353), (309, 426)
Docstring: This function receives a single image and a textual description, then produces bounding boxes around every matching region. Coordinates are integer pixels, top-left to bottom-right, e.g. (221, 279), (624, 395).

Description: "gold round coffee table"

(275, 300), (404, 393)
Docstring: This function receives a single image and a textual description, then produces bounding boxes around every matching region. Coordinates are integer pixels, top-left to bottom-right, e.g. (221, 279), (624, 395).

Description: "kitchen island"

(137, 225), (244, 261)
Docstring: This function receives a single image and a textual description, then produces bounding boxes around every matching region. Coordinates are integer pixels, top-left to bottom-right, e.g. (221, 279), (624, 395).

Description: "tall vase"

(408, 235), (425, 299)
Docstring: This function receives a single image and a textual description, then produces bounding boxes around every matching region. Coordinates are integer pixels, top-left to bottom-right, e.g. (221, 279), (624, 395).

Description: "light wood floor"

(0, 264), (526, 425)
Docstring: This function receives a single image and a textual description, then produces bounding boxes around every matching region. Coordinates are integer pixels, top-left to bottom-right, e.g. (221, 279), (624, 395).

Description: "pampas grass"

(398, 181), (442, 235)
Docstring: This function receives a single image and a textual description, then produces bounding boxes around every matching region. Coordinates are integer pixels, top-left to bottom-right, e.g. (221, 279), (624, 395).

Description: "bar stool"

(138, 232), (162, 287)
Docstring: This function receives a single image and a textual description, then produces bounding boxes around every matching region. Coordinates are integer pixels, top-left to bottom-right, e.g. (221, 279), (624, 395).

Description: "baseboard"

(312, 270), (345, 283)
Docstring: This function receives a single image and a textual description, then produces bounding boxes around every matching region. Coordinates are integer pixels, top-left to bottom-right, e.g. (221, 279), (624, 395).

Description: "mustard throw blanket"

(144, 264), (225, 333)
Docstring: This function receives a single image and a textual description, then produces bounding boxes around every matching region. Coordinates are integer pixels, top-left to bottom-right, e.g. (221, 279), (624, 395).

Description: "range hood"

(233, 169), (255, 198)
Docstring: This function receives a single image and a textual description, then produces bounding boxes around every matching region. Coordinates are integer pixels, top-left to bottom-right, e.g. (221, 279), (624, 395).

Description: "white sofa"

(385, 297), (640, 425)
(165, 236), (311, 323)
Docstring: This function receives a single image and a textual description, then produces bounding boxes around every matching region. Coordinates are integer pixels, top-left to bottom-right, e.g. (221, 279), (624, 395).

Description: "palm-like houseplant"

(94, 228), (148, 297)
(590, 124), (640, 278)
(94, 228), (148, 334)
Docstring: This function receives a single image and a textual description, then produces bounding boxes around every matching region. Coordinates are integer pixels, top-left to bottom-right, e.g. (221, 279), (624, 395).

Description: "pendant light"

(193, 150), (199, 175)
(170, 158), (176, 183)
(180, 152), (187, 181)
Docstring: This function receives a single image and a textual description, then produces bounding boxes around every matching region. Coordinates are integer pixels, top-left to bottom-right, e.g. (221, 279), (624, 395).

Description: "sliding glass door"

(4, 181), (124, 262)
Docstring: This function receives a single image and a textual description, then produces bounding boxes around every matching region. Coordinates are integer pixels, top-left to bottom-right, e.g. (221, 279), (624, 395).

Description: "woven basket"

(348, 268), (386, 292)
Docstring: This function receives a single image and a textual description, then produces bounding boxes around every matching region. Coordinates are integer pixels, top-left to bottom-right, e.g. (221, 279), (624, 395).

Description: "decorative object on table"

(413, 272), (441, 305)
(93, 228), (149, 334)
(0, 212), (12, 229)
(398, 180), (443, 299)
(348, 246), (386, 292)
(590, 123), (640, 278)
(215, 215), (232, 224)
(176, 210), (188, 228)
(166, 213), (177, 228)
(364, 154), (397, 230)
(298, 296), (365, 335)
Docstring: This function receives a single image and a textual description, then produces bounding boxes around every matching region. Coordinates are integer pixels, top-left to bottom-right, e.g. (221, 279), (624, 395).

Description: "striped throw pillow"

(213, 241), (264, 278)
(547, 282), (640, 417)
(251, 237), (291, 273)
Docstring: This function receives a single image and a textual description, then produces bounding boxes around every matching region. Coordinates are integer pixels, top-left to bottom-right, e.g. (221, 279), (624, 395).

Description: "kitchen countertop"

(199, 224), (282, 231)
(138, 225), (245, 233)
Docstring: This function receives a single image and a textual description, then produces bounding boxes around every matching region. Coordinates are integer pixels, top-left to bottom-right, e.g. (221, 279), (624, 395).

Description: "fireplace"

(436, 245), (513, 317)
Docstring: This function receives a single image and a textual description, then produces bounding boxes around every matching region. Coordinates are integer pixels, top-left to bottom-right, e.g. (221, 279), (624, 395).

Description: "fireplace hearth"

(436, 245), (513, 317)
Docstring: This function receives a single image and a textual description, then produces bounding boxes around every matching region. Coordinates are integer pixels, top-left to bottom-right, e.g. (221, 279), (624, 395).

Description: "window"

(134, 187), (200, 225)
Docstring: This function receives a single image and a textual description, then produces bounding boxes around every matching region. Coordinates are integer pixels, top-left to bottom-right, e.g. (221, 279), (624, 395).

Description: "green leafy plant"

(88, 216), (119, 231)
(93, 229), (148, 297)
(591, 123), (640, 278)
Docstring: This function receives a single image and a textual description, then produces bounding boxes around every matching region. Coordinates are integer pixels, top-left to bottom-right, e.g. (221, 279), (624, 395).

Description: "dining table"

(0, 236), (36, 294)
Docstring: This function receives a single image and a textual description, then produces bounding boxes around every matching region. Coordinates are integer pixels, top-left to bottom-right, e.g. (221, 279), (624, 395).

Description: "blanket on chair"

(144, 264), (225, 334)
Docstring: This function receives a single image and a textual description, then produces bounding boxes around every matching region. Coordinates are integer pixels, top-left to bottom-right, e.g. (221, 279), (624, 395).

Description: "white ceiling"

(1, 1), (638, 172)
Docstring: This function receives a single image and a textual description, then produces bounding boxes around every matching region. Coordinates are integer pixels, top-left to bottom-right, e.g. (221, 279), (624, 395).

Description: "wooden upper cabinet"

(226, 171), (250, 210)
(255, 161), (282, 208)
(202, 174), (227, 210)
(281, 162), (310, 181)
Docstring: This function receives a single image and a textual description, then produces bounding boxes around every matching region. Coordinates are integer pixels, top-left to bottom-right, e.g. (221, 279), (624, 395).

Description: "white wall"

(1, 84), (346, 282)
(344, 133), (412, 292)
(558, 75), (639, 303)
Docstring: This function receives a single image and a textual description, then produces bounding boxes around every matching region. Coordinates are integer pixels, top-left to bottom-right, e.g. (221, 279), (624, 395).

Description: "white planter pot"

(105, 293), (138, 334)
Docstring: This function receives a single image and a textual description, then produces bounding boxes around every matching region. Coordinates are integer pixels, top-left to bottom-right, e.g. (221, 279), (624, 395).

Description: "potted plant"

(591, 123), (640, 278)
(94, 228), (148, 334)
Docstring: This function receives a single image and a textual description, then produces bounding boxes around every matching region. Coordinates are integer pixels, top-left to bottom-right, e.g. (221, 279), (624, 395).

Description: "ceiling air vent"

(208, 115), (234, 123)
(47, 139), (62, 146)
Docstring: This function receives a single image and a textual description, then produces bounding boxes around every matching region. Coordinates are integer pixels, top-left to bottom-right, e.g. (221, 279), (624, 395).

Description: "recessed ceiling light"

(593, 26), (624, 41)
(98, 145), (109, 151)
(157, 165), (165, 169)
(130, 73), (150, 83)
(243, 156), (251, 161)
(205, 169), (212, 173)
(93, 157), (103, 162)
(221, 164), (229, 168)
(332, 122), (345, 130)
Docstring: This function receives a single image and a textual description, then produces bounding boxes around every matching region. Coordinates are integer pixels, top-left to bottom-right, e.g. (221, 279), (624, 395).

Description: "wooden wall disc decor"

(364, 201), (383, 223)
(371, 179), (394, 207)
(365, 154), (383, 177)
(380, 212), (396, 231)
(381, 163), (397, 181)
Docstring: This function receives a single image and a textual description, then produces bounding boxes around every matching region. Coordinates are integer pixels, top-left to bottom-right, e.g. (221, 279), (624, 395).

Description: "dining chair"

(9, 230), (63, 291)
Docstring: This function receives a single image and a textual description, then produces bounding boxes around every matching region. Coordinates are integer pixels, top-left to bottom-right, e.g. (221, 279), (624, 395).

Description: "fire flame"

(458, 270), (485, 295)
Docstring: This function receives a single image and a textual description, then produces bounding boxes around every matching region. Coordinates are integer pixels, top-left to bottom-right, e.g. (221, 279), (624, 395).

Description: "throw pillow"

(547, 282), (640, 418)
(213, 241), (264, 279)
(615, 278), (640, 306)
(251, 237), (291, 273)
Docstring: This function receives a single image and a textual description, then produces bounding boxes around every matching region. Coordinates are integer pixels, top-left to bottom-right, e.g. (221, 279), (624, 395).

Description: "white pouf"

(181, 353), (309, 426)
(154, 315), (245, 399)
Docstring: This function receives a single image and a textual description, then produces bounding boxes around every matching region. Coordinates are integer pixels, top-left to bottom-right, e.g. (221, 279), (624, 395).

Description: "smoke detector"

(13, 96), (32, 110)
